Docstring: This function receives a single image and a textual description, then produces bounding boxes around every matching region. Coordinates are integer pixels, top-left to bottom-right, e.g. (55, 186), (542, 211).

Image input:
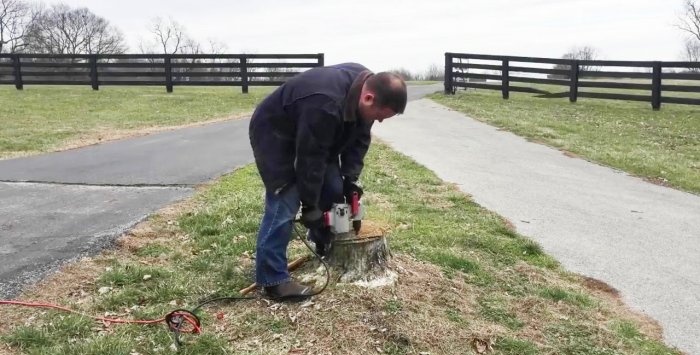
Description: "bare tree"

(678, 0), (700, 42)
(24, 4), (126, 54)
(423, 63), (444, 81)
(390, 67), (416, 81)
(682, 39), (700, 70)
(207, 39), (227, 54)
(180, 37), (201, 55)
(0, 0), (39, 53)
(142, 17), (187, 54)
(562, 46), (599, 72)
(549, 45), (600, 78)
(677, 0), (700, 71)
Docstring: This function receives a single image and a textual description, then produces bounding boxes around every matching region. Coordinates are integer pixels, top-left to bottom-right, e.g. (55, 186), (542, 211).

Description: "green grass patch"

(494, 337), (539, 355)
(1, 327), (52, 350)
(385, 299), (403, 315)
(538, 286), (595, 308)
(134, 244), (171, 257)
(405, 80), (441, 85)
(0, 85), (271, 158)
(611, 320), (678, 355)
(478, 296), (524, 330)
(421, 250), (480, 273)
(430, 89), (700, 194)
(445, 308), (468, 325)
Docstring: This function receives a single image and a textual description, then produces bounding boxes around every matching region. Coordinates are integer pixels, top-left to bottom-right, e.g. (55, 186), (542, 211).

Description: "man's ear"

(362, 93), (375, 105)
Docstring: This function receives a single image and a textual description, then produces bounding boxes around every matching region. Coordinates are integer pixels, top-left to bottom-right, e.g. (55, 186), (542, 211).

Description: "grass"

(406, 80), (442, 85)
(430, 88), (700, 194)
(0, 85), (271, 159)
(0, 142), (681, 354)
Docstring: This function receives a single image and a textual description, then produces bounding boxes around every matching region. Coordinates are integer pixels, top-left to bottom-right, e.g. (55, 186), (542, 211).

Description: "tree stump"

(326, 220), (392, 283)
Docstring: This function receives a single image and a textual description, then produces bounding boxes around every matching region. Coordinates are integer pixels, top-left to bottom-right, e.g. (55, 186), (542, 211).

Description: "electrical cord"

(1, 222), (331, 349)
(164, 223), (331, 347)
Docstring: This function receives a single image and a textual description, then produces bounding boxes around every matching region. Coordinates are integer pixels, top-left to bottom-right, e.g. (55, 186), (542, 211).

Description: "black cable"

(170, 222), (331, 347)
(291, 223), (331, 297)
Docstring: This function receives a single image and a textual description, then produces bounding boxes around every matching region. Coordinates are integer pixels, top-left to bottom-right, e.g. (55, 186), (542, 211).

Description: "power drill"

(323, 192), (364, 235)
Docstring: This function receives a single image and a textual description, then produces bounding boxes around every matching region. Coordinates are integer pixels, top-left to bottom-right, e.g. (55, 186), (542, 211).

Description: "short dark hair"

(366, 72), (407, 114)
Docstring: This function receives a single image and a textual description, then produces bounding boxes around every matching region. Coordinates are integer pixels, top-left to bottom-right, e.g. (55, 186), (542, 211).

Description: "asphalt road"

(373, 99), (700, 355)
(0, 119), (255, 298)
(0, 84), (443, 299)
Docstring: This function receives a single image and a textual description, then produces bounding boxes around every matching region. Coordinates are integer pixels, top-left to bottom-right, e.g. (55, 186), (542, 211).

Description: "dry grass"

(0, 226), (668, 354)
(2, 113), (250, 160)
(53, 113), (250, 157)
(0, 86), (270, 159)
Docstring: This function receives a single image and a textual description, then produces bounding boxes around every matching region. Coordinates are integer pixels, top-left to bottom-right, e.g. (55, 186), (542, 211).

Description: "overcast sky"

(57, 0), (689, 73)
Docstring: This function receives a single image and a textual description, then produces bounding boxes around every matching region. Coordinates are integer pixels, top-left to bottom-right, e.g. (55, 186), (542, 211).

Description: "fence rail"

(0, 53), (324, 93)
(444, 52), (700, 109)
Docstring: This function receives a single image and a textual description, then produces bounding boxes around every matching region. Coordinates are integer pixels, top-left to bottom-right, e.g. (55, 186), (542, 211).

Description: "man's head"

(358, 72), (407, 123)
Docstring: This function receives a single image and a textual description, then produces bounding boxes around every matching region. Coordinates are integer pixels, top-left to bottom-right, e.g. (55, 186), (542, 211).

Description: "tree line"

(1, 0), (698, 72)
(0, 0), (225, 55)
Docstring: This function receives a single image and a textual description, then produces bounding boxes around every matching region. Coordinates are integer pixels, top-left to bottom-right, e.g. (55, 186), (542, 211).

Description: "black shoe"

(264, 280), (313, 301)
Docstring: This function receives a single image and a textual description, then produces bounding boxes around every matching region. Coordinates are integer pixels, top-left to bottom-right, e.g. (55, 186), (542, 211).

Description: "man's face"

(358, 93), (398, 123)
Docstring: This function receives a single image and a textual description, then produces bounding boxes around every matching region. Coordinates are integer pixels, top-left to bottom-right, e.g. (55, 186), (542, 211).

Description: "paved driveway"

(373, 98), (700, 354)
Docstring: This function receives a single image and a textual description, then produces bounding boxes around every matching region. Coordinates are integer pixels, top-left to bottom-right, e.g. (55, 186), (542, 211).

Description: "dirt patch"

(217, 255), (489, 354)
(574, 274), (665, 342)
(499, 216), (517, 232)
(643, 176), (673, 188)
(562, 150), (580, 159)
(510, 262), (666, 344)
(0, 342), (19, 355)
(581, 275), (619, 297)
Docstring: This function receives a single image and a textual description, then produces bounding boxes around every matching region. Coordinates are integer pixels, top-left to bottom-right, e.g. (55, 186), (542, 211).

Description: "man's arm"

(340, 119), (374, 182)
(293, 95), (340, 208)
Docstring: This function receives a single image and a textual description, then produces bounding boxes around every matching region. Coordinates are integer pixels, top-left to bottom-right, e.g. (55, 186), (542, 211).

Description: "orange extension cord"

(0, 300), (201, 335)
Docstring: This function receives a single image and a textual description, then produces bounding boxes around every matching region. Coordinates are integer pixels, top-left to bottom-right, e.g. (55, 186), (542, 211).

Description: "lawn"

(0, 143), (679, 355)
(0, 86), (271, 159)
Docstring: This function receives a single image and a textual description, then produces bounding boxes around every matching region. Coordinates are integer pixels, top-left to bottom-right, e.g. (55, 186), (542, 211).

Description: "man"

(249, 62), (407, 300)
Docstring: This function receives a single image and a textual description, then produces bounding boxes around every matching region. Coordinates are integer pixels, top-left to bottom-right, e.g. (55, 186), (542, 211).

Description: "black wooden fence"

(0, 53), (324, 93)
(444, 52), (700, 110)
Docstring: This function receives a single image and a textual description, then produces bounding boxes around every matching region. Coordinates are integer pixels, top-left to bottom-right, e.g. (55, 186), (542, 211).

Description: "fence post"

(569, 60), (579, 103)
(241, 56), (249, 94)
(12, 54), (23, 90)
(317, 53), (324, 67)
(444, 52), (454, 94)
(651, 61), (662, 110)
(502, 59), (509, 99)
(164, 55), (173, 93)
(90, 54), (99, 90)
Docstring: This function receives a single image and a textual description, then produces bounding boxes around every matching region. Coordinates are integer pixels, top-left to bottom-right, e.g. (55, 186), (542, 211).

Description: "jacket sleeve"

(340, 118), (374, 182)
(292, 95), (341, 208)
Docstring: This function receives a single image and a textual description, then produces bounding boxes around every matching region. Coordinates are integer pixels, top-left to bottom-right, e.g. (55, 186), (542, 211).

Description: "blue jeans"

(255, 164), (343, 287)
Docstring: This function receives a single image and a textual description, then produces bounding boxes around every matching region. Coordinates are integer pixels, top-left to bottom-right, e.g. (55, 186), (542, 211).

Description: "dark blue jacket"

(249, 63), (374, 208)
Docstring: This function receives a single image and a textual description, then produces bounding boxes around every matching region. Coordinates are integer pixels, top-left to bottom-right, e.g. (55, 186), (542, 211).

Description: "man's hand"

(300, 206), (324, 229)
(343, 178), (364, 201)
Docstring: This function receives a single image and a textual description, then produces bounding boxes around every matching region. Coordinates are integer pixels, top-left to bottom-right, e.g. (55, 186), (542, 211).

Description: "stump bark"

(326, 220), (392, 283)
